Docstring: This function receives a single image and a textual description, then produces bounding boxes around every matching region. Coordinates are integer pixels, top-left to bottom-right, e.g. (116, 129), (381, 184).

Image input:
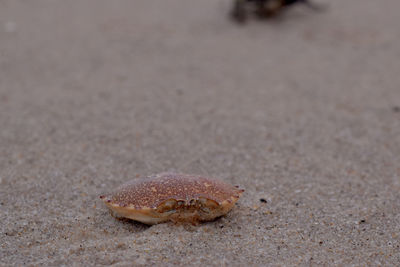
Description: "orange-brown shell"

(100, 173), (244, 224)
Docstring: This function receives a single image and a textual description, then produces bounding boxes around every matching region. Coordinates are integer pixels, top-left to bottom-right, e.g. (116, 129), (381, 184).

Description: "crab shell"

(100, 173), (244, 225)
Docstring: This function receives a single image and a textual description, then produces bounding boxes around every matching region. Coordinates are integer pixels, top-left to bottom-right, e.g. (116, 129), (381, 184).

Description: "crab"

(100, 173), (244, 225)
(231, 0), (323, 23)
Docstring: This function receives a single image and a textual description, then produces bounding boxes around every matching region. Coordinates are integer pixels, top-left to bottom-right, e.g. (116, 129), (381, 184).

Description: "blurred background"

(1, 0), (400, 265)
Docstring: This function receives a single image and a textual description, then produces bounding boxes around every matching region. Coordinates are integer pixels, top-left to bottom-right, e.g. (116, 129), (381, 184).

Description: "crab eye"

(201, 207), (210, 213)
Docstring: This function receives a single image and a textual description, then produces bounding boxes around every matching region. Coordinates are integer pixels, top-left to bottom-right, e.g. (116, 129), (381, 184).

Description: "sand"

(1, 0), (400, 265)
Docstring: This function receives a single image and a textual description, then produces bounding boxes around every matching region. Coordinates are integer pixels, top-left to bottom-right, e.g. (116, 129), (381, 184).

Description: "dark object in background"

(393, 106), (400, 113)
(231, 0), (322, 23)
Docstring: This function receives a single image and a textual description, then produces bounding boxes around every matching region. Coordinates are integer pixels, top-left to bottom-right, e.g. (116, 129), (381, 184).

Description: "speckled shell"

(100, 173), (244, 225)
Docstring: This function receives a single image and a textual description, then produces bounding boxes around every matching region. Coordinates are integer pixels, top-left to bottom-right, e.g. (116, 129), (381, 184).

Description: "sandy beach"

(1, 0), (400, 265)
